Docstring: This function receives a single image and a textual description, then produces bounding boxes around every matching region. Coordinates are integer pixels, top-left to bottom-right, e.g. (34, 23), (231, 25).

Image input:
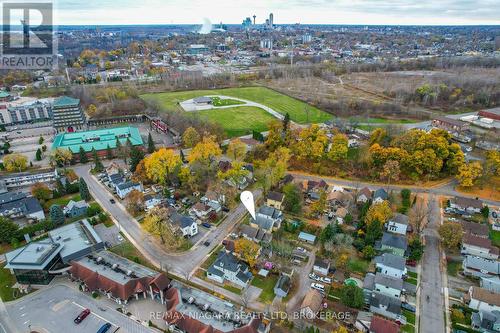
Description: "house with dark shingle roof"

(450, 196), (483, 214)
(207, 251), (253, 287)
(373, 188), (389, 203)
(380, 232), (408, 257)
(463, 255), (500, 279)
(386, 213), (409, 235)
(274, 274), (291, 298)
(266, 191), (284, 210)
(169, 211), (198, 237)
(357, 187), (372, 203)
(0, 191), (45, 221)
(369, 292), (402, 320)
(462, 234), (499, 260)
(375, 253), (407, 279)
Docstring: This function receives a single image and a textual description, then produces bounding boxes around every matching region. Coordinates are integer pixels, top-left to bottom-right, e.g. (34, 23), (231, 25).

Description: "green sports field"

(187, 106), (276, 137)
(140, 86), (331, 124)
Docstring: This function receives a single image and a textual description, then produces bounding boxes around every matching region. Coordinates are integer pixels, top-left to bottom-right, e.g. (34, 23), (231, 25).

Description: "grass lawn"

(408, 271), (418, 279)
(447, 260), (462, 277)
(188, 106), (276, 137)
(403, 309), (416, 325)
(43, 193), (81, 211)
(347, 257), (370, 274)
(401, 324), (415, 333)
(109, 239), (156, 270)
(141, 86), (332, 124)
(490, 230), (500, 248)
(0, 265), (18, 301)
(251, 274), (279, 303)
(210, 97), (244, 107)
(407, 277), (418, 285)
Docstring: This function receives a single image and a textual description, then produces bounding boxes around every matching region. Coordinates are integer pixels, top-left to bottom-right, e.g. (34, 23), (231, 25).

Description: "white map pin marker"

(240, 191), (256, 220)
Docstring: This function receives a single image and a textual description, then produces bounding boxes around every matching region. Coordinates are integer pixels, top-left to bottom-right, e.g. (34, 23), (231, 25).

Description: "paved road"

(74, 164), (262, 306)
(286, 251), (316, 314)
(3, 284), (153, 333)
(420, 194), (446, 333)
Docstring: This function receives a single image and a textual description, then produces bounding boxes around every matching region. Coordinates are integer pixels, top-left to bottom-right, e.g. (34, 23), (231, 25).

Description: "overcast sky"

(45, 0), (500, 25)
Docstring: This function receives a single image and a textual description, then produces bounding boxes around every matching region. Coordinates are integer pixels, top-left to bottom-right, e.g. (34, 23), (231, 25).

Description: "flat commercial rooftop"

(5, 219), (103, 270)
(48, 219), (103, 262)
(170, 280), (251, 332)
(52, 126), (143, 153)
(74, 250), (158, 284)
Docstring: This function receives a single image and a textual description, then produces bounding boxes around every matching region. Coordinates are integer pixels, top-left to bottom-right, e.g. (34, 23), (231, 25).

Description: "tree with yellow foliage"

(50, 148), (73, 167)
(365, 201), (393, 226)
(188, 136), (222, 166)
(485, 150), (500, 177)
(292, 124), (328, 161)
(226, 139), (247, 161)
(328, 133), (349, 163)
(234, 238), (260, 268)
(182, 127), (201, 148)
(144, 148), (181, 185)
(217, 161), (250, 186)
(254, 147), (290, 193)
(142, 207), (178, 245)
(3, 153), (28, 172)
(457, 161), (483, 187)
(332, 326), (349, 333)
(86, 104), (97, 118)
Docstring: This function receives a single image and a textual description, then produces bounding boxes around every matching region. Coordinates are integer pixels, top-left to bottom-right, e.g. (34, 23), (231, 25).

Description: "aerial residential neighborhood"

(0, 2), (499, 333)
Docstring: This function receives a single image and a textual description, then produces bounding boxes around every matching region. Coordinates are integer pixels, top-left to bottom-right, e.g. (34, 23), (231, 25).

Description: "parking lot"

(4, 284), (154, 333)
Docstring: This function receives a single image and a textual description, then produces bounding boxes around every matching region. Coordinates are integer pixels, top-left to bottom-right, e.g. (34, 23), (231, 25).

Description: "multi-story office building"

(52, 96), (86, 132)
(0, 98), (52, 125)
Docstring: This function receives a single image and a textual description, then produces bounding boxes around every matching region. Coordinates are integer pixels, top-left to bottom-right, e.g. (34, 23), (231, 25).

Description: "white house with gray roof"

(250, 205), (283, 232)
(463, 255), (500, 279)
(168, 211), (198, 237)
(369, 291), (402, 321)
(207, 251), (253, 287)
(0, 191), (45, 221)
(386, 213), (409, 235)
(115, 181), (142, 199)
(375, 253), (407, 279)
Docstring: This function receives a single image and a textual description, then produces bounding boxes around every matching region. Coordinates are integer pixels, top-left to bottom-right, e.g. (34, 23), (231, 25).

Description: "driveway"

(286, 251), (316, 314)
(3, 284), (153, 333)
(420, 194), (446, 333)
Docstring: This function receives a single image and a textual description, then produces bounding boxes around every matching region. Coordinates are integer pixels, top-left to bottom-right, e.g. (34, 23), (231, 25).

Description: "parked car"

(309, 273), (320, 281)
(96, 323), (112, 333)
(203, 241), (211, 247)
(202, 222), (212, 228)
(406, 259), (417, 267)
(402, 302), (416, 313)
(310, 283), (325, 293)
(296, 247), (307, 253)
(319, 276), (332, 284)
(222, 206), (230, 213)
(74, 308), (91, 324)
(109, 198), (116, 204)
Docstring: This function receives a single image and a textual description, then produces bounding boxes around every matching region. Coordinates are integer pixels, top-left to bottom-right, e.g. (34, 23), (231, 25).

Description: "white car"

(319, 276), (332, 284)
(311, 283), (325, 293)
(309, 273), (321, 281)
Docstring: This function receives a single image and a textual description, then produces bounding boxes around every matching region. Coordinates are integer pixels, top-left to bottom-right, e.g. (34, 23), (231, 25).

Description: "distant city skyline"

(38, 0), (500, 26)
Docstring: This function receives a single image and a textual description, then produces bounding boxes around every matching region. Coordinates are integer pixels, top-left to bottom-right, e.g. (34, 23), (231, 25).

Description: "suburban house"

(369, 292), (402, 321)
(462, 234), (499, 260)
(380, 232), (408, 257)
(465, 286), (500, 313)
(144, 194), (162, 211)
(463, 256), (500, 278)
(373, 273), (404, 299)
(116, 181), (142, 199)
(481, 277), (500, 294)
(357, 187), (372, 203)
(386, 213), (409, 235)
(250, 205), (283, 232)
(266, 191), (285, 210)
(239, 225), (272, 243)
(207, 251), (253, 288)
(273, 273), (291, 298)
(373, 188), (389, 203)
(0, 192), (45, 221)
(471, 310), (500, 333)
(169, 212), (198, 237)
(298, 231), (317, 244)
(450, 196), (483, 214)
(191, 202), (212, 219)
(313, 258), (330, 276)
(369, 316), (400, 333)
(375, 253), (407, 279)
(461, 221), (490, 239)
(299, 289), (323, 319)
(63, 200), (89, 218)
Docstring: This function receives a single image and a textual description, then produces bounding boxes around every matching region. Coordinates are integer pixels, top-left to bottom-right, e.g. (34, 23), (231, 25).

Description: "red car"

(74, 308), (91, 324)
(406, 259), (417, 267)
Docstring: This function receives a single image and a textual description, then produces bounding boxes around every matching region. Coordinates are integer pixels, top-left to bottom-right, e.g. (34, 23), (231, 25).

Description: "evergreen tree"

(282, 112), (290, 132)
(35, 148), (42, 161)
(79, 178), (91, 201)
(38, 136), (44, 145)
(49, 204), (64, 225)
(147, 132), (155, 153)
(92, 148), (104, 172)
(129, 145), (144, 172)
(106, 144), (113, 159)
(79, 146), (88, 163)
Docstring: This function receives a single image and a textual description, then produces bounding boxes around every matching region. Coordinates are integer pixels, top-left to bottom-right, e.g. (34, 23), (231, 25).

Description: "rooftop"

(53, 96), (80, 108)
(52, 126), (143, 153)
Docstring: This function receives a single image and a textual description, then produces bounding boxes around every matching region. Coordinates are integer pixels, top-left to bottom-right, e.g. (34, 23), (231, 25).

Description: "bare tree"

(409, 196), (429, 234)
